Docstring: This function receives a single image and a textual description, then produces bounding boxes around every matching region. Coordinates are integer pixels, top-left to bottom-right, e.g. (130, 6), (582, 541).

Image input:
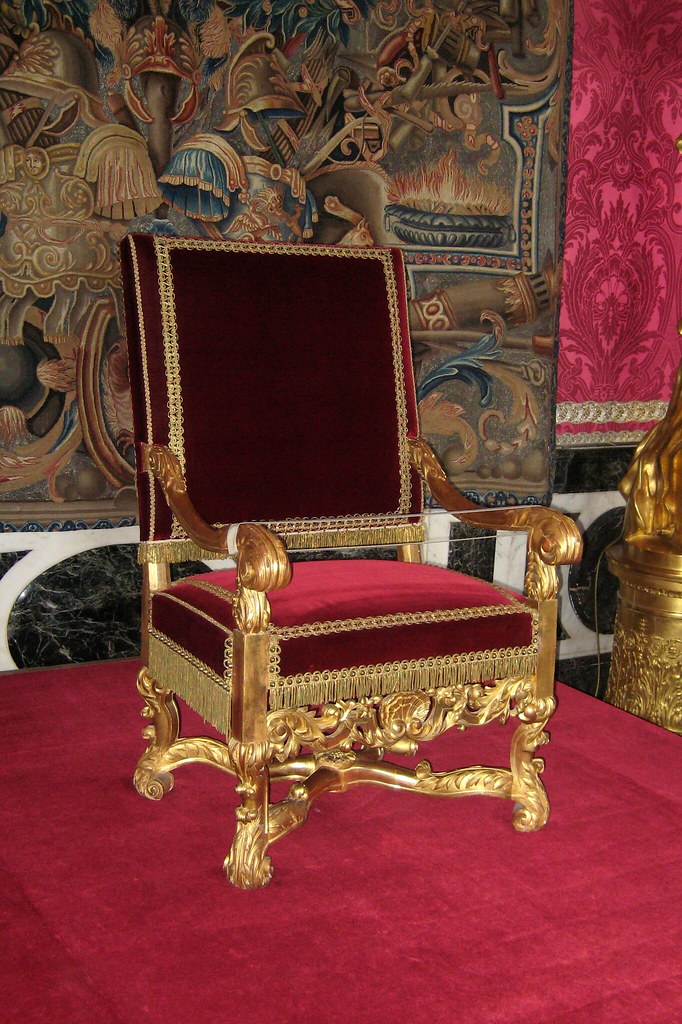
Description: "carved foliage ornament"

(267, 675), (537, 762)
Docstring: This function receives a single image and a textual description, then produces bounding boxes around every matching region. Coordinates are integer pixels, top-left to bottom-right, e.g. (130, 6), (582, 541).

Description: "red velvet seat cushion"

(150, 561), (536, 703)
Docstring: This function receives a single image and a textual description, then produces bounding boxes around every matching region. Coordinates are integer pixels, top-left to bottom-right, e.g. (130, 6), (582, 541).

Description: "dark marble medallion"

(568, 507), (624, 635)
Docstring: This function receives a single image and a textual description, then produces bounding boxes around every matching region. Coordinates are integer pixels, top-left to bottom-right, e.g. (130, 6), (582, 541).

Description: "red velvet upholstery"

(120, 234), (558, 889)
(150, 561), (536, 702)
(120, 235), (421, 544)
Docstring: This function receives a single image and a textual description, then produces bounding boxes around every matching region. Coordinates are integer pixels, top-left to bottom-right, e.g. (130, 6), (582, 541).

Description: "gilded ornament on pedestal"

(606, 359), (682, 734)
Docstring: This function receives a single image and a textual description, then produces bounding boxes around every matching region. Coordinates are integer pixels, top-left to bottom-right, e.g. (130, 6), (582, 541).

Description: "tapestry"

(556, 0), (682, 447)
(0, 0), (571, 523)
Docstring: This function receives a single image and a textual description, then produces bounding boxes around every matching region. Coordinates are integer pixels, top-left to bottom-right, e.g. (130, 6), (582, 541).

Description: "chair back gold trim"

(131, 234), (420, 543)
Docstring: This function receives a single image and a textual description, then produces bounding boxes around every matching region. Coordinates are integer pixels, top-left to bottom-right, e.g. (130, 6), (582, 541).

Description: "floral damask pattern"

(557, 0), (682, 442)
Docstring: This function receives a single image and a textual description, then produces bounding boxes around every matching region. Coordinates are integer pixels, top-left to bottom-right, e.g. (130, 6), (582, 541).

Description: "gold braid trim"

(556, 429), (649, 448)
(148, 628), (232, 735)
(271, 601), (534, 639)
(127, 236), (156, 540)
(556, 399), (668, 426)
(183, 578), (235, 599)
(138, 522), (425, 563)
(145, 236), (419, 538)
(268, 646), (538, 711)
(153, 239), (186, 541)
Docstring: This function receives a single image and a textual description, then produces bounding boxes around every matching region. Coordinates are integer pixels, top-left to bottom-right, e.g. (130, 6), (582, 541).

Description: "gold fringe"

(282, 523), (425, 549)
(148, 630), (232, 735)
(138, 523), (426, 563)
(139, 539), (230, 564)
(268, 649), (538, 711)
(147, 627), (537, 729)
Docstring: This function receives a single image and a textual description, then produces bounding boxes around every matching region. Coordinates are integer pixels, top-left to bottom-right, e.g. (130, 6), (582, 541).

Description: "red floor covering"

(1, 660), (681, 1024)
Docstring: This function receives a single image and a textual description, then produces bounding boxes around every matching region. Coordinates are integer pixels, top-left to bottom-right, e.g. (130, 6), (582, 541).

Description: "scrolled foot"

(510, 694), (555, 832)
(224, 814), (273, 889)
(133, 667), (180, 800)
(134, 764), (174, 801)
(511, 772), (549, 832)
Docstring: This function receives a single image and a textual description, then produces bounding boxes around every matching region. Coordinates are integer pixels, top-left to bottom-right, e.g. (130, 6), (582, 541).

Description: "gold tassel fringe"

(268, 650), (538, 711)
(139, 523), (425, 563)
(282, 523), (425, 550)
(140, 538), (230, 564)
(148, 630), (537, 732)
(148, 630), (232, 735)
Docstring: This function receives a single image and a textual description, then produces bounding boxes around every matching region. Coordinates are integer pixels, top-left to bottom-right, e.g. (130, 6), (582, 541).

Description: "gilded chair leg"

(134, 666), (180, 800)
(510, 694), (555, 832)
(224, 741), (273, 890)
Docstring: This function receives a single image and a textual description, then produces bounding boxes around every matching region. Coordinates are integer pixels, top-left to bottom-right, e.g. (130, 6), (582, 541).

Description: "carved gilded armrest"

(144, 444), (230, 555)
(144, 444), (292, 632)
(233, 523), (292, 633)
(408, 437), (582, 601)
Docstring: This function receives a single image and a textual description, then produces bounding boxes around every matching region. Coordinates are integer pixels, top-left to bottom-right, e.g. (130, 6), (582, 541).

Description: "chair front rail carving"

(267, 675), (536, 762)
(134, 669), (555, 886)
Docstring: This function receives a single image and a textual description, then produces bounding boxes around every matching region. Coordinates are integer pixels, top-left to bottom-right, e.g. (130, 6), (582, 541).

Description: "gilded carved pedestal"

(606, 359), (682, 734)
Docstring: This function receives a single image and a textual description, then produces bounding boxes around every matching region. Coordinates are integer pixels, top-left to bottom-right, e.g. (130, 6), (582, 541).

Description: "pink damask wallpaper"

(557, 0), (682, 445)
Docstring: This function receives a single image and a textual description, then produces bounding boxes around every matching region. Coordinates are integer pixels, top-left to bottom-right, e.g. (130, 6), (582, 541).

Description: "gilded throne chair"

(121, 233), (582, 889)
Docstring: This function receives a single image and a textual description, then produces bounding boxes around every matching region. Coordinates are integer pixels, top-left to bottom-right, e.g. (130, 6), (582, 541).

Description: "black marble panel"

(447, 522), (496, 581)
(289, 547), (397, 562)
(554, 445), (636, 494)
(8, 547), (210, 670)
(568, 507), (624, 634)
(0, 551), (28, 581)
(557, 654), (611, 699)
(171, 560), (212, 581)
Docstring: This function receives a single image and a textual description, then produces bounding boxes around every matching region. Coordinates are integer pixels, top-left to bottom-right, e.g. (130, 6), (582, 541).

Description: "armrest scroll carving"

(233, 524), (292, 633)
(144, 444), (229, 555)
(408, 437), (582, 600)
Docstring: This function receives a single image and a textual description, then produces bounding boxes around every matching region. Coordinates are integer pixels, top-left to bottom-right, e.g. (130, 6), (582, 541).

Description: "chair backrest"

(120, 234), (424, 559)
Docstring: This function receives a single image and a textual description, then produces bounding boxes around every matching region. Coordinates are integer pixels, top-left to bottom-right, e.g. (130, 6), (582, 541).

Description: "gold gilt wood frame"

(124, 234), (582, 888)
(132, 419), (581, 886)
(128, 235), (425, 562)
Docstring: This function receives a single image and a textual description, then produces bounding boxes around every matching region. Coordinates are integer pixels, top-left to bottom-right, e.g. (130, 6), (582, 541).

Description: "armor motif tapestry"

(556, 0), (682, 447)
(0, 0), (572, 522)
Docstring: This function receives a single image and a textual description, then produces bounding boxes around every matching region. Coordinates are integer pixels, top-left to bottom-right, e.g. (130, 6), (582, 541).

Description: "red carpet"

(2, 661), (681, 1024)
